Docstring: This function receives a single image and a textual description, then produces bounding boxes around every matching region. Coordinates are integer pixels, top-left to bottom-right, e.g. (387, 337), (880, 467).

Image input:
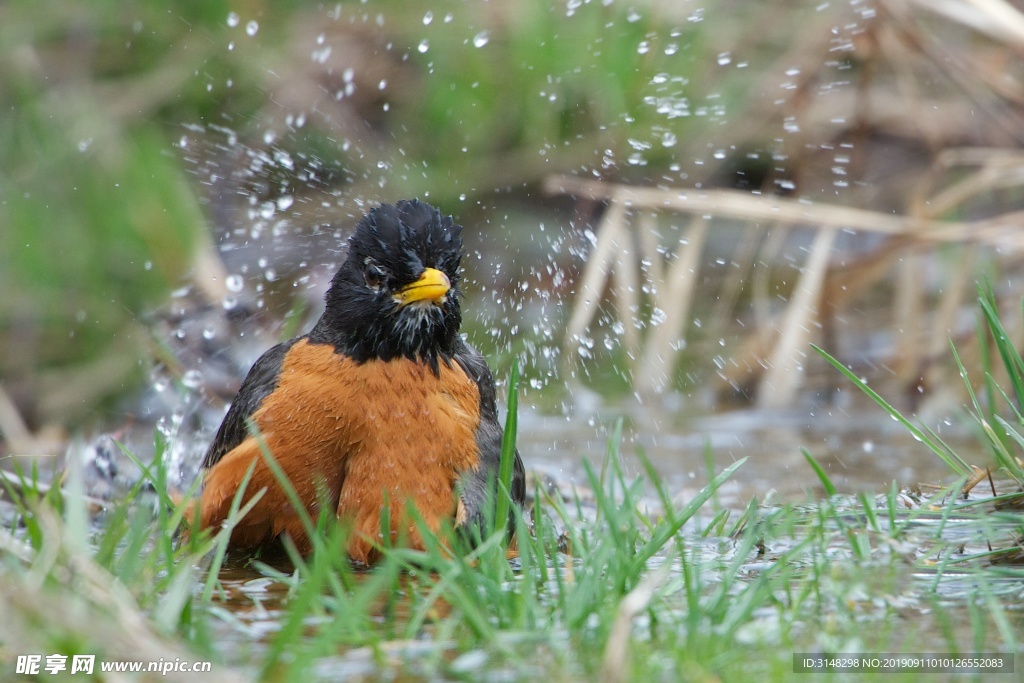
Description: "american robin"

(195, 199), (525, 564)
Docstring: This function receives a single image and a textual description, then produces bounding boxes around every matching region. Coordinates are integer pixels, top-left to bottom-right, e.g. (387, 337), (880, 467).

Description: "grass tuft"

(7, 292), (1024, 679)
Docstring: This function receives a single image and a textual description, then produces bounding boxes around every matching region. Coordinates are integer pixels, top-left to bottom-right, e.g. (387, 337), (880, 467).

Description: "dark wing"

(452, 339), (526, 536)
(201, 337), (300, 470)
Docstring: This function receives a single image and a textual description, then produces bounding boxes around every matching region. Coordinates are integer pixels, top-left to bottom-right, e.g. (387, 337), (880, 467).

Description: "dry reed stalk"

(611, 214), (642, 359)
(907, 0), (1024, 50)
(923, 245), (975, 377)
(563, 199), (628, 354)
(709, 222), (763, 338)
(546, 175), (928, 234)
(893, 250), (926, 381)
(550, 164), (1024, 390)
(635, 218), (709, 394)
(546, 175), (1024, 249)
(0, 514), (248, 683)
(599, 564), (666, 683)
(757, 228), (838, 408)
(904, 149), (1024, 393)
(0, 384), (33, 449)
(635, 211), (665, 289)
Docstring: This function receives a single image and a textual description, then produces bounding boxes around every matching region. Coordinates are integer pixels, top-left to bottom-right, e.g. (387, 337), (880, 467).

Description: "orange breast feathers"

(197, 339), (482, 563)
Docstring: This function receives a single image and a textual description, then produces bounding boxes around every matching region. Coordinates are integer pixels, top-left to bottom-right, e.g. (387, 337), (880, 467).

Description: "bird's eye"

(364, 262), (386, 290)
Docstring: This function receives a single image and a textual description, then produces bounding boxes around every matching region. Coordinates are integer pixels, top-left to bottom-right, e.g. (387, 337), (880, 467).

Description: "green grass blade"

(631, 457), (746, 571)
(950, 340), (1021, 478)
(812, 344), (970, 475)
(494, 358), (519, 547)
(726, 496), (760, 538)
(801, 448), (836, 497)
(979, 283), (1024, 410)
(976, 313), (997, 423)
(115, 439), (179, 513)
(200, 459), (264, 603)
(701, 508), (729, 538)
(990, 416), (1024, 482)
(246, 419), (324, 554)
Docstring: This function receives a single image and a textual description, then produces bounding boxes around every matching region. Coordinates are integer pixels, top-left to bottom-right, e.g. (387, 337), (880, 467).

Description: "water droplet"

(312, 46), (332, 64)
(717, 51), (732, 66)
(417, 39), (429, 53)
(472, 31), (490, 48)
(378, 79), (387, 90)
(202, 326), (216, 341)
(276, 195), (294, 211)
(143, 260), (153, 271)
(225, 274), (244, 293)
(226, 12), (240, 28)
(423, 11), (433, 25)
(245, 20), (259, 36)
(182, 369), (203, 389)
(637, 40), (650, 55)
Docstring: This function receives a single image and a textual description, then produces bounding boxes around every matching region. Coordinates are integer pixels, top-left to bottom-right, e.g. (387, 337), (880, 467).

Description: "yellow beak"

(393, 267), (451, 306)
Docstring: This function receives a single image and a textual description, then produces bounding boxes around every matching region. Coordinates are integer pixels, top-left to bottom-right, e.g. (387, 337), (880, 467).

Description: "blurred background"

(2, 0), (1023, 500)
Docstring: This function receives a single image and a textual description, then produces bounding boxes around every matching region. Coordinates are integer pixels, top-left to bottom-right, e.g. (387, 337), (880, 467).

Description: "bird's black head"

(309, 199), (464, 372)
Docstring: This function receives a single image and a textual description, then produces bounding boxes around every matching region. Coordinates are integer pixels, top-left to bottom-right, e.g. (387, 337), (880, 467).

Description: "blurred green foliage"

(404, 0), (704, 196)
(0, 0), (247, 424)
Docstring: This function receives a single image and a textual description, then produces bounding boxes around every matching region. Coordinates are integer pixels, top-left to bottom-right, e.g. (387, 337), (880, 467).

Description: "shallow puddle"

(184, 449), (1023, 681)
(518, 397), (989, 509)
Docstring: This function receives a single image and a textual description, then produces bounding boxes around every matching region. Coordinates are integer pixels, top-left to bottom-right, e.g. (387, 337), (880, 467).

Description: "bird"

(194, 199), (525, 564)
